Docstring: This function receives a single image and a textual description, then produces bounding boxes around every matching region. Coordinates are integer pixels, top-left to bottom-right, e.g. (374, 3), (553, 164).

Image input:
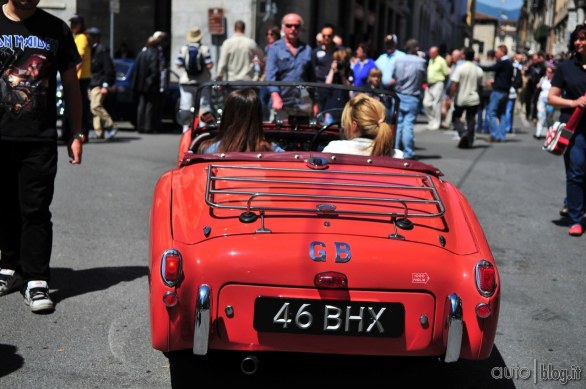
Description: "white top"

(322, 138), (404, 158)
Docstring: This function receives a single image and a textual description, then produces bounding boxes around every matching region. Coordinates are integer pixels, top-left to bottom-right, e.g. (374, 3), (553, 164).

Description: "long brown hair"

(198, 89), (273, 153)
(341, 93), (394, 157)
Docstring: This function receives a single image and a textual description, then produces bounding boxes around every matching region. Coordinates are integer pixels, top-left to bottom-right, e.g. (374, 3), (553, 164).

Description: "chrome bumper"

(193, 284), (211, 355)
(443, 293), (463, 363)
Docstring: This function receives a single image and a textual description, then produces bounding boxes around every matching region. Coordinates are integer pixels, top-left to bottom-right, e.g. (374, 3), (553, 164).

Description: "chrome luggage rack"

(205, 164), (445, 235)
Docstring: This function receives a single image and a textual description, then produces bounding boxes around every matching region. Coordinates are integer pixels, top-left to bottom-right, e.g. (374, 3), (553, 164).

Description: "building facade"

(38, 0), (472, 69)
(518, 0), (586, 56)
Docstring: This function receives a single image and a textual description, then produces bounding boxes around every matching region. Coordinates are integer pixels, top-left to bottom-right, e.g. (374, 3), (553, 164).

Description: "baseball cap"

(69, 14), (84, 24)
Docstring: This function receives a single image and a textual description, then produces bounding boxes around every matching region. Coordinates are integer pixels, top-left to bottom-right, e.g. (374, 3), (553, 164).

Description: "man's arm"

(61, 67), (83, 164)
(216, 43), (228, 80)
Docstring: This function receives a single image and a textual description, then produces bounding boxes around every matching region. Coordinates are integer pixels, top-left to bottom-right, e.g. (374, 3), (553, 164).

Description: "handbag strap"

(565, 92), (586, 134)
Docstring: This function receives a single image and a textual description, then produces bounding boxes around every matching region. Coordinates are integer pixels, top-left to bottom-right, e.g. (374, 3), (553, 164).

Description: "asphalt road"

(0, 114), (584, 388)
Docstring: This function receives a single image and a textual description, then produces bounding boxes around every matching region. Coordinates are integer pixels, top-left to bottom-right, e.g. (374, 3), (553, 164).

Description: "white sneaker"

(0, 269), (19, 296)
(23, 280), (54, 313)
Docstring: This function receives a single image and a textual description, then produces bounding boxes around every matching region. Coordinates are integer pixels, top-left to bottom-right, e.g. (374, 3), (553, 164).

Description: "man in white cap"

(175, 26), (213, 132)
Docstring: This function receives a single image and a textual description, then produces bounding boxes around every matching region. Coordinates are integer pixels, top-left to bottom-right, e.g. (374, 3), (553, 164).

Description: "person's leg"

(89, 87), (105, 138)
(535, 99), (546, 138)
(395, 97), (406, 151)
(564, 133), (586, 231)
(136, 93), (147, 133)
(496, 93), (509, 141)
(452, 105), (466, 137)
(0, 142), (22, 273)
(485, 91), (501, 139)
(401, 95), (419, 158)
(79, 78), (92, 140)
(503, 98), (514, 133)
(465, 105), (478, 146)
(17, 142), (57, 283)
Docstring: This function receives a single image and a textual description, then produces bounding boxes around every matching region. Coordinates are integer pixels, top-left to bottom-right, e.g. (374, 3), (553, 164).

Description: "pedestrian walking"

(423, 46), (450, 130)
(391, 38), (426, 159)
(534, 64), (555, 139)
(480, 45), (514, 143)
(547, 25), (586, 236)
(132, 31), (168, 133)
(476, 50), (496, 133)
(86, 27), (117, 140)
(216, 20), (263, 81)
(0, 0), (83, 313)
(448, 47), (483, 148)
(175, 26), (213, 132)
(61, 13), (91, 143)
(524, 51), (546, 122)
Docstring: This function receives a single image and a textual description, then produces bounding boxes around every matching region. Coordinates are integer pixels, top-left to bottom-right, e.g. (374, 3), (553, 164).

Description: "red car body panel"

(149, 154), (500, 361)
(149, 82), (500, 363)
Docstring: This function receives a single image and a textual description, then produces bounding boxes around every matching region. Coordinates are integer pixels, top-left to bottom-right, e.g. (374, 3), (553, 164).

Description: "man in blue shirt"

(375, 34), (405, 89)
(391, 39), (426, 159)
(264, 13), (315, 121)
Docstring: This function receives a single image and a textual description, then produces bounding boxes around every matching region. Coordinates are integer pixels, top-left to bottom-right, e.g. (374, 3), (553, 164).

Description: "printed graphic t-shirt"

(0, 8), (80, 141)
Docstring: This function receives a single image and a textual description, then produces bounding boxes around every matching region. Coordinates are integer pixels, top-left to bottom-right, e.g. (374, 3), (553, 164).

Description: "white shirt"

(323, 138), (404, 158)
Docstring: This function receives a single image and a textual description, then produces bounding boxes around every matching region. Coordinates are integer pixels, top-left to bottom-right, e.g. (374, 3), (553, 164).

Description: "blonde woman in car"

(323, 93), (403, 158)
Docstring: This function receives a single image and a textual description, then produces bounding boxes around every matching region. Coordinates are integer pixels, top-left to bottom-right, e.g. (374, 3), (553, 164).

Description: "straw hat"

(186, 27), (203, 43)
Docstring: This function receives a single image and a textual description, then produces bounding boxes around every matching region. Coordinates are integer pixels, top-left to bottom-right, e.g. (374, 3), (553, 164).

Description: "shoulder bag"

(543, 93), (586, 155)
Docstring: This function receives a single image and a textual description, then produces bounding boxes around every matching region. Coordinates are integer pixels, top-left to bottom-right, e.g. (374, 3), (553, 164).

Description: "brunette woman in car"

(197, 88), (283, 153)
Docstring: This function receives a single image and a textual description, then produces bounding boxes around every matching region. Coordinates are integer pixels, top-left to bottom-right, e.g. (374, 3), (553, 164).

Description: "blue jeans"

(486, 90), (508, 141)
(503, 97), (516, 133)
(564, 132), (586, 225)
(395, 93), (420, 159)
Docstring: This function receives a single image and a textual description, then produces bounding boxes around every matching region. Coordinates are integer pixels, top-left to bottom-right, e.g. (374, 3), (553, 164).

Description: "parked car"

(149, 81), (500, 375)
(56, 58), (181, 131)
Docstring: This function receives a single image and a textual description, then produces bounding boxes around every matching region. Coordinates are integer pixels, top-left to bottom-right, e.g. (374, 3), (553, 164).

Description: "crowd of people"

(2, 3), (586, 318)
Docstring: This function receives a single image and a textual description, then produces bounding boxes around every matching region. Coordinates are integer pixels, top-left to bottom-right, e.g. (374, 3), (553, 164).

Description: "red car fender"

(149, 170), (175, 351)
(444, 181), (500, 360)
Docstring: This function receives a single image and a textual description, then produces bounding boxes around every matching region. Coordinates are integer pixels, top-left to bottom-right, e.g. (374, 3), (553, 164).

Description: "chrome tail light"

(161, 249), (183, 287)
(475, 260), (496, 297)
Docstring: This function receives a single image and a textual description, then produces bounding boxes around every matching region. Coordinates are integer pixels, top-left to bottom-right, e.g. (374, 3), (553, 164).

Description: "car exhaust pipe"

(240, 355), (259, 375)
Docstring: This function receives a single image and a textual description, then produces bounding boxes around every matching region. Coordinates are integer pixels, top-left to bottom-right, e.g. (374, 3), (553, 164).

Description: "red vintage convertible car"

(149, 81), (500, 374)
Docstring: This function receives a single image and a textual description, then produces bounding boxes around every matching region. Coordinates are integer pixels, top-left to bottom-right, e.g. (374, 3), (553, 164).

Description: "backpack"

(185, 44), (205, 76)
(512, 67), (523, 89)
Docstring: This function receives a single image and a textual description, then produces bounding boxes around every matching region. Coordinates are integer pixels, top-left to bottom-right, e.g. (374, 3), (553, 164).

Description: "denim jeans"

(503, 97), (516, 133)
(564, 132), (586, 225)
(395, 93), (420, 159)
(486, 90), (508, 141)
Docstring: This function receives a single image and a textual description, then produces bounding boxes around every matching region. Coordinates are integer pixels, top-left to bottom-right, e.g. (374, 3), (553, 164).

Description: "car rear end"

(149, 153), (499, 363)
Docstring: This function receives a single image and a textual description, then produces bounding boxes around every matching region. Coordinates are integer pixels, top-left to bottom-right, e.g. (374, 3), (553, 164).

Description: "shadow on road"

(50, 266), (148, 304)
(165, 346), (515, 388)
(0, 344), (24, 378)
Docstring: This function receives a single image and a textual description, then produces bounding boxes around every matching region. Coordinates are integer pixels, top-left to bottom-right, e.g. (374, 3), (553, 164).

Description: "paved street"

(0, 112), (585, 388)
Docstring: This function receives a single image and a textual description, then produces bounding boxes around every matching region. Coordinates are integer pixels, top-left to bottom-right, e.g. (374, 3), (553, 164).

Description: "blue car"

(105, 58), (181, 129)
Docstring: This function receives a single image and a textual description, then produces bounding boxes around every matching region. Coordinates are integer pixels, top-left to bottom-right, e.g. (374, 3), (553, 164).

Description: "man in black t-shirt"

(480, 44), (513, 142)
(0, 0), (82, 313)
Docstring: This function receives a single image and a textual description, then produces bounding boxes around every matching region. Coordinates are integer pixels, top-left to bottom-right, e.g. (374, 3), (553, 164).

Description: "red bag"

(543, 95), (586, 155)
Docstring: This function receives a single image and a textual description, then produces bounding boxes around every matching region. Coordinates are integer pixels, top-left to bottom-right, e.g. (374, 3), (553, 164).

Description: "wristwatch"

(72, 133), (86, 143)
